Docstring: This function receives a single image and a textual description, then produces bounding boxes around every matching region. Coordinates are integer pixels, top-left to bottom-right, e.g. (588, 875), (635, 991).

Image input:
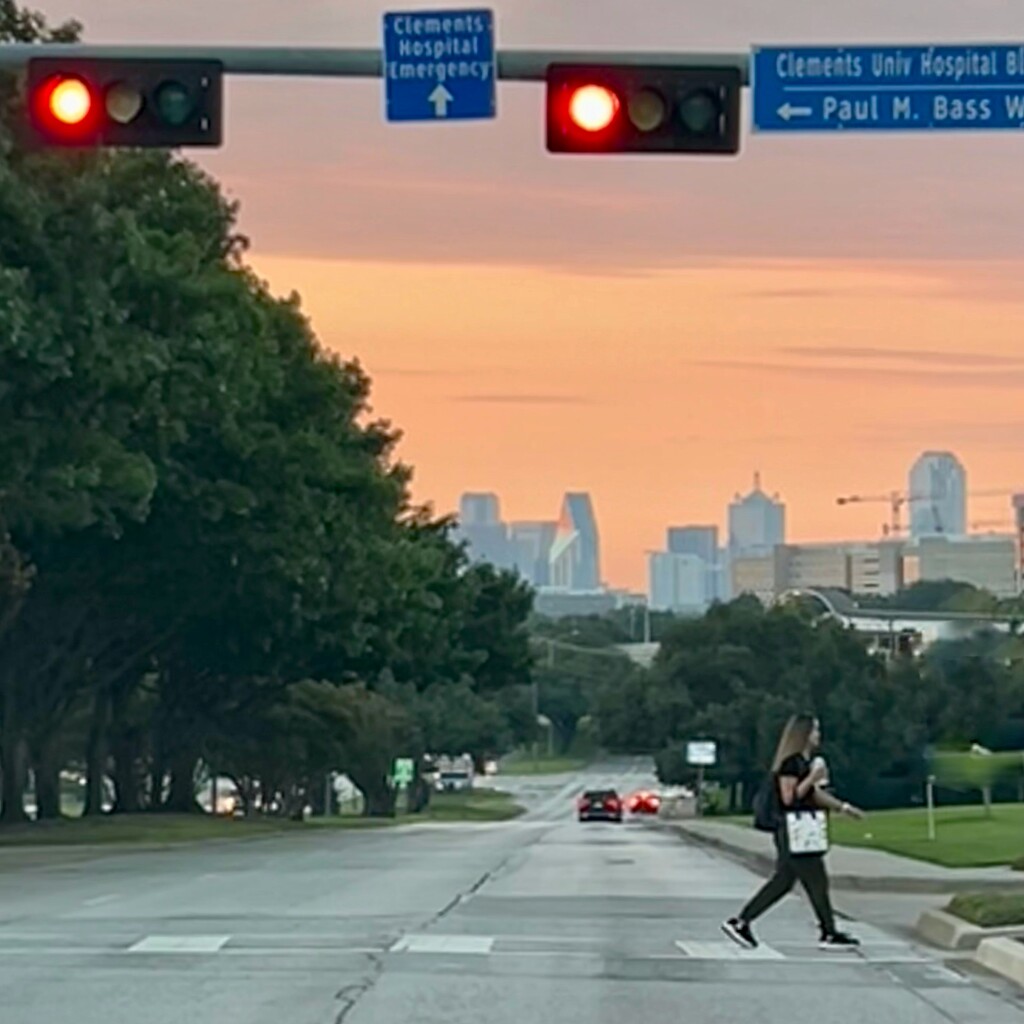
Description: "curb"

(976, 937), (1024, 989)
(915, 908), (1024, 951)
(660, 821), (1024, 895)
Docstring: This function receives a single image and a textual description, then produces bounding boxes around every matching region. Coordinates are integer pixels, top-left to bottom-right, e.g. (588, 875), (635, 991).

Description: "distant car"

(578, 789), (623, 823)
(626, 790), (661, 815)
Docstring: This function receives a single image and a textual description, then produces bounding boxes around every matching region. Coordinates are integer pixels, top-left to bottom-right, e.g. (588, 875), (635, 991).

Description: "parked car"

(577, 788), (623, 823)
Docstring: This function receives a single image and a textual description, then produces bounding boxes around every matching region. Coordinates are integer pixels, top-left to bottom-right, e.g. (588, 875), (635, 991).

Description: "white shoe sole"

(721, 922), (757, 950)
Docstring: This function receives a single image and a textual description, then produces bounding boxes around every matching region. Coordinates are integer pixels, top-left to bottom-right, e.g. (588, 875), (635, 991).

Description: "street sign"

(753, 44), (1024, 132)
(392, 757), (415, 787)
(383, 8), (496, 122)
(687, 741), (717, 766)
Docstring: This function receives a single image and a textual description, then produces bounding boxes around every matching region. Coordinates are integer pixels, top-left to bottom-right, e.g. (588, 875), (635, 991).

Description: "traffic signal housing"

(27, 57), (223, 148)
(546, 64), (741, 155)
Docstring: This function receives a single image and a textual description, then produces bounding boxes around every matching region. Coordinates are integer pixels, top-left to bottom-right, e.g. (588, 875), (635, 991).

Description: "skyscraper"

(666, 525), (721, 602)
(667, 525), (718, 563)
(908, 451), (966, 538)
(459, 493), (501, 526)
(455, 492), (512, 569)
(508, 520), (557, 587)
(728, 473), (786, 556)
(648, 552), (708, 614)
(549, 492), (601, 591)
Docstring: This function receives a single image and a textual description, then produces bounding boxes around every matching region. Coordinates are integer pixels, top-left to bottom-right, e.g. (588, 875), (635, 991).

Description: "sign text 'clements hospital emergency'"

(383, 9), (496, 122)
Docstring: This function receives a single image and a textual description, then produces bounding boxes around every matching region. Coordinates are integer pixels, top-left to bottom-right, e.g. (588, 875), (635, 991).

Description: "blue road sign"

(383, 8), (496, 122)
(753, 43), (1024, 132)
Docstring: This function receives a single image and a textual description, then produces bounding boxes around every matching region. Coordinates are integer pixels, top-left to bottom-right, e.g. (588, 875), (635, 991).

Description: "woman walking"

(722, 714), (865, 951)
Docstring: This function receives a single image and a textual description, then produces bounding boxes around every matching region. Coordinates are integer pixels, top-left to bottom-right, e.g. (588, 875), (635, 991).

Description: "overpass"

(780, 587), (1018, 653)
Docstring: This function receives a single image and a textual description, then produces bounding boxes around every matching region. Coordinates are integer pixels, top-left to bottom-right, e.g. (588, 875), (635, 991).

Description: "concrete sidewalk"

(662, 818), (1024, 894)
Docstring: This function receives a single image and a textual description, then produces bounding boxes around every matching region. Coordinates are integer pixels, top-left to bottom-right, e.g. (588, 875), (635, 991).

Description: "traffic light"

(26, 58), (223, 148)
(546, 64), (741, 155)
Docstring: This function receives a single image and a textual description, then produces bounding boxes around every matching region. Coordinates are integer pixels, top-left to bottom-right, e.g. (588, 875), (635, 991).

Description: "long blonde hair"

(771, 714), (817, 772)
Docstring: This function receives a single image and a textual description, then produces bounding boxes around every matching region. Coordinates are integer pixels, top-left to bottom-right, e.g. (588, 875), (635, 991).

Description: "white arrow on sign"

(777, 102), (813, 121)
(429, 84), (454, 117)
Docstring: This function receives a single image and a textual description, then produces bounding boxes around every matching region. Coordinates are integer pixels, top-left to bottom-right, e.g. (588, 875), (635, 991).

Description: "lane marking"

(677, 940), (785, 961)
(82, 894), (119, 907)
(128, 935), (230, 954)
(390, 934), (494, 955)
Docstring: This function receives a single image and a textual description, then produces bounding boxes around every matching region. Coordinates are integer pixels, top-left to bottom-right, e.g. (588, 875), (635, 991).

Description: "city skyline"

(63, 2), (1024, 594)
(457, 450), (1019, 592)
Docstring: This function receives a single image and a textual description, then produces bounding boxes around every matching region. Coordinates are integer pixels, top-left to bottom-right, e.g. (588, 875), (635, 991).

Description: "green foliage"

(947, 891), (1024, 927)
(0, 2), (534, 824)
(932, 750), (1023, 791)
(592, 596), (1024, 812)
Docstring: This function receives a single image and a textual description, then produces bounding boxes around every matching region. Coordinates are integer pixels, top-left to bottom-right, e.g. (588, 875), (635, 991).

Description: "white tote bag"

(784, 809), (829, 855)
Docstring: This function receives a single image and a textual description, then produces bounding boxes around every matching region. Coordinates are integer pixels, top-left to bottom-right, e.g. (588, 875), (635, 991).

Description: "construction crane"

(835, 491), (928, 536)
(838, 487), (1020, 537)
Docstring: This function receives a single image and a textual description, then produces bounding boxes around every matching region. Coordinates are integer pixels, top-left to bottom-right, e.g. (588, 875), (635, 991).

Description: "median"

(0, 789), (524, 851)
(917, 892), (1024, 988)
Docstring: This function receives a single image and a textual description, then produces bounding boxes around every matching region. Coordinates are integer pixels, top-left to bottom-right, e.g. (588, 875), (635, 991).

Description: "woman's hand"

(840, 801), (865, 820)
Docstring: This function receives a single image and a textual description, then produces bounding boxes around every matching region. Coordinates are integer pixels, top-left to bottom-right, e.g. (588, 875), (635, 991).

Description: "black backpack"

(752, 772), (781, 832)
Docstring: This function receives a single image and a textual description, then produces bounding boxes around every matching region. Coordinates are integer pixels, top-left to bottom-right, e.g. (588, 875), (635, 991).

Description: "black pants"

(740, 832), (836, 934)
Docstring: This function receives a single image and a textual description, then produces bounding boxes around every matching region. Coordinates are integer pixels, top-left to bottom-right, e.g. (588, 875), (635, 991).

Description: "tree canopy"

(0, 2), (534, 824)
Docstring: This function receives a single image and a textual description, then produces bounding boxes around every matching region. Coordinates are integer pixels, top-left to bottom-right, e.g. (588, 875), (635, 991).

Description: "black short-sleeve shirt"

(776, 753), (817, 812)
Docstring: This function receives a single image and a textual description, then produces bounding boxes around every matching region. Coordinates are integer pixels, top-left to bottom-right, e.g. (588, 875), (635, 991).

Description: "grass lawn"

(500, 753), (588, 776)
(417, 787), (524, 822)
(0, 813), (295, 847)
(828, 803), (1024, 868)
(0, 789), (524, 847)
(947, 891), (1024, 927)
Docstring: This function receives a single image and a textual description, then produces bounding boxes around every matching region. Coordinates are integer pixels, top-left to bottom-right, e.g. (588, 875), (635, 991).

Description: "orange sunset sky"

(50, 0), (1024, 589)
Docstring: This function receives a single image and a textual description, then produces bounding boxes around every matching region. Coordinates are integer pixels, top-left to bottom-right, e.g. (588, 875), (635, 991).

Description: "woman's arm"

(814, 788), (865, 819)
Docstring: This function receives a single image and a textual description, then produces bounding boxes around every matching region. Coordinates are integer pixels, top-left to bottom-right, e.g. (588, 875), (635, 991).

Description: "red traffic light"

(567, 84), (620, 132)
(31, 74), (99, 140)
(546, 64), (741, 155)
(26, 58), (224, 148)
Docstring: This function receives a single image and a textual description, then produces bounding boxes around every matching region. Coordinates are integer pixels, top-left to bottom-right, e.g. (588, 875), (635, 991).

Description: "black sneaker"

(722, 918), (758, 949)
(819, 930), (860, 951)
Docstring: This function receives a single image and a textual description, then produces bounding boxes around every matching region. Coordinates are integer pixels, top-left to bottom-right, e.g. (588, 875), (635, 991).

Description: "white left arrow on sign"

(429, 84), (454, 117)
(777, 102), (813, 121)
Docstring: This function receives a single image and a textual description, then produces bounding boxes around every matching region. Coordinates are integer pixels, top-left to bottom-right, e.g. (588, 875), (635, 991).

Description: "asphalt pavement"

(2, 757), (1023, 1024)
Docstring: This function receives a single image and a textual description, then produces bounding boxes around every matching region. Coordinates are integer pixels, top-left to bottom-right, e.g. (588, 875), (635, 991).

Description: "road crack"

(330, 952), (384, 1024)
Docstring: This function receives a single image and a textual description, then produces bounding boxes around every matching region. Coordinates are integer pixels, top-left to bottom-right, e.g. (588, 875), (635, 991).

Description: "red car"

(626, 790), (661, 815)
(578, 789), (623, 823)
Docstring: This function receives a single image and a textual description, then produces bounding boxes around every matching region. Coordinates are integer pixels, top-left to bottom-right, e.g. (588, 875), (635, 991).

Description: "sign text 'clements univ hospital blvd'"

(753, 43), (1024, 132)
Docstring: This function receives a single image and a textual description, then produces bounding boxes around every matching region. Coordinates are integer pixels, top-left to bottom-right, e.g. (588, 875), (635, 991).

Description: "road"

(1, 757), (1023, 1024)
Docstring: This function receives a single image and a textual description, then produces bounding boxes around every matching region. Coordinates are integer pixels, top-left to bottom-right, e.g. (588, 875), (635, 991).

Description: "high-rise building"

(549, 492), (601, 591)
(728, 473), (786, 556)
(456, 492), (512, 569)
(667, 525), (718, 562)
(905, 535), (1016, 597)
(908, 451), (967, 538)
(459, 492), (501, 526)
(666, 525), (721, 602)
(648, 552), (708, 614)
(508, 520), (557, 587)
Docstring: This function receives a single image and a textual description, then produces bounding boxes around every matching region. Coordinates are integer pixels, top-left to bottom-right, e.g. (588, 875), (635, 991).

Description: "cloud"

(370, 367), (468, 378)
(779, 346), (1024, 368)
(692, 359), (1024, 389)
(448, 393), (594, 405)
(742, 287), (847, 300)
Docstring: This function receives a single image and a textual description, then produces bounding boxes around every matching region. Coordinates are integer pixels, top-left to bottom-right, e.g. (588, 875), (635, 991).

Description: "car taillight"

(605, 798), (619, 810)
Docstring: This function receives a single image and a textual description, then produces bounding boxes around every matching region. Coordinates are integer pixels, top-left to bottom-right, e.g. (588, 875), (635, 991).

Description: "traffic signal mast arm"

(0, 42), (751, 83)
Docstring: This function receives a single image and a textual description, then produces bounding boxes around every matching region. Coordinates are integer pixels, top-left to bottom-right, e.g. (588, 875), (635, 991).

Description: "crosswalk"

(0, 929), (935, 967)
